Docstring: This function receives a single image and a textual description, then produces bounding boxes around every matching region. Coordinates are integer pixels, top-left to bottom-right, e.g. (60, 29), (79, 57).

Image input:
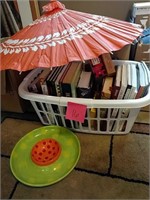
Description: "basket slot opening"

(100, 120), (107, 131)
(100, 108), (108, 118)
(30, 101), (51, 125)
(109, 120), (116, 132)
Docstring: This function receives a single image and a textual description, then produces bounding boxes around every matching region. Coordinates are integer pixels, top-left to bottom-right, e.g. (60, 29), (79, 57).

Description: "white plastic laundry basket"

(19, 60), (150, 134)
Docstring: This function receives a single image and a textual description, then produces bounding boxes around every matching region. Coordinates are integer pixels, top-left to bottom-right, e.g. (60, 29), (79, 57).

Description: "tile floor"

(1, 108), (149, 199)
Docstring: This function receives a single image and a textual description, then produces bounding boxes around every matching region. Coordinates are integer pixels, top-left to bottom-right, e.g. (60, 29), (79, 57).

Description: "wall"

(38, 0), (147, 21)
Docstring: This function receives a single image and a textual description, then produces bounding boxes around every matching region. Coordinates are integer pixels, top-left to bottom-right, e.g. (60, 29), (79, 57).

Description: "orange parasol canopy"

(0, 0), (143, 71)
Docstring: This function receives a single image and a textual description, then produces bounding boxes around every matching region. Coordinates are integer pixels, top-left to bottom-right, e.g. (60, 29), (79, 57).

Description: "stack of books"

(28, 61), (94, 98)
(111, 62), (150, 101)
(110, 62), (150, 131)
(28, 55), (150, 102)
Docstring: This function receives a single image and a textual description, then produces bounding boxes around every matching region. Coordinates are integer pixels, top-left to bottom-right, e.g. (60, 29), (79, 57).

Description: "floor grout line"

(107, 135), (114, 175)
(75, 167), (149, 186)
(8, 181), (19, 199)
(130, 131), (150, 135)
(109, 174), (149, 185)
(1, 154), (10, 158)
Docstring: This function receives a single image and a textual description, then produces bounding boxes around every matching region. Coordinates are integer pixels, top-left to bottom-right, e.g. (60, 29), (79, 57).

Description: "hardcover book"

(114, 64), (138, 131)
(136, 63), (149, 99)
(142, 62), (150, 97)
(46, 67), (60, 96)
(122, 64), (136, 100)
(142, 62), (150, 84)
(61, 61), (83, 97)
(128, 63), (138, 99)
(101, 53), (116, 76)
(76, 71), (93, 98)
(55, 64), (69, 96)
(28, 71), (42, 94)
(90, 57), (107, 78)
(100, 76), (113, 130)
(101, 76), (113, 99)
(111, 65), (122, 99)
(110, 64), (127, 130)
(122, 64), (131, 100)
(39, 68), (52, 95)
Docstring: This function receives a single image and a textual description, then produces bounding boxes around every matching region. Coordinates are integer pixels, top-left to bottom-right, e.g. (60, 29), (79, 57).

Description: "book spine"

(142, 61), (150, 83)
(111, 86), (120, 99)
(101, 53), (116, 75)
(110, 83), (127, 131)
(41, 82), (49, 95)
(129, 87), (137, 99)
(46, 67), (60, 95)
(118, 86), (132, 131)
(58, 64), (71, 96)
(55, 82), (61, 96)
(117, 86), (126, 99)
(54, 66), (67, 96)
(46, 81), (53, 96)
(77, 87), (92, 98)
(135, 87), (145, 99)
(61, 83), (72, 97)
(28, 84), (38, 93)
(90, 57), (107, 77)
(71, 64), (82, 97)
(123, 87), (131, 99)
(51, 81), (57, 96)
(142, 86), (149, 97)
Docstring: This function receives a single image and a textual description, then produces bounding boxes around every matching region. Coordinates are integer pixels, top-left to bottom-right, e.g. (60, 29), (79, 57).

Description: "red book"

(90, 57), (107, 78)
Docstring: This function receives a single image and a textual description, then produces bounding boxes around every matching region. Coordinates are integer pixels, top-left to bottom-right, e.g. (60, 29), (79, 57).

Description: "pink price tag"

(65, 102), (87, 123)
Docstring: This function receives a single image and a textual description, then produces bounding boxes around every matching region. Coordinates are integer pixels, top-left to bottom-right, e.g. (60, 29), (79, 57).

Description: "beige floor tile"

(131, 123), (149, 134)
(140, 105), (150, 112)
(12, 170), (149, 199)
(1, 158), (17, 199)
(111, 134), (149, 182)
(76, 133), (111, 173)
(135, 111), (150, 124)
(1, 118), (42, 155)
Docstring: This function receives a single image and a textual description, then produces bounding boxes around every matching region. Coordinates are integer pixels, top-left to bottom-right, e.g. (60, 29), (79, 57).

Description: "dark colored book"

(39, 68), (52, 95)
(45, 67), (63, 125)
(46, 67), (60, 96)
(55, 64), (69, 96)
(61, 62), (83, 97)
(50, 67), (64, 96)
(83, 61), (92, 72)
(58, 63), (71, 96)
(28, 71), (43, 94)
(46, 67), (58, 95)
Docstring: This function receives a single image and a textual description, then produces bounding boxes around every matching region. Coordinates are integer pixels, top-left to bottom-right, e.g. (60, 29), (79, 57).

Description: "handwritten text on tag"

(65, 102), (87, 123)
